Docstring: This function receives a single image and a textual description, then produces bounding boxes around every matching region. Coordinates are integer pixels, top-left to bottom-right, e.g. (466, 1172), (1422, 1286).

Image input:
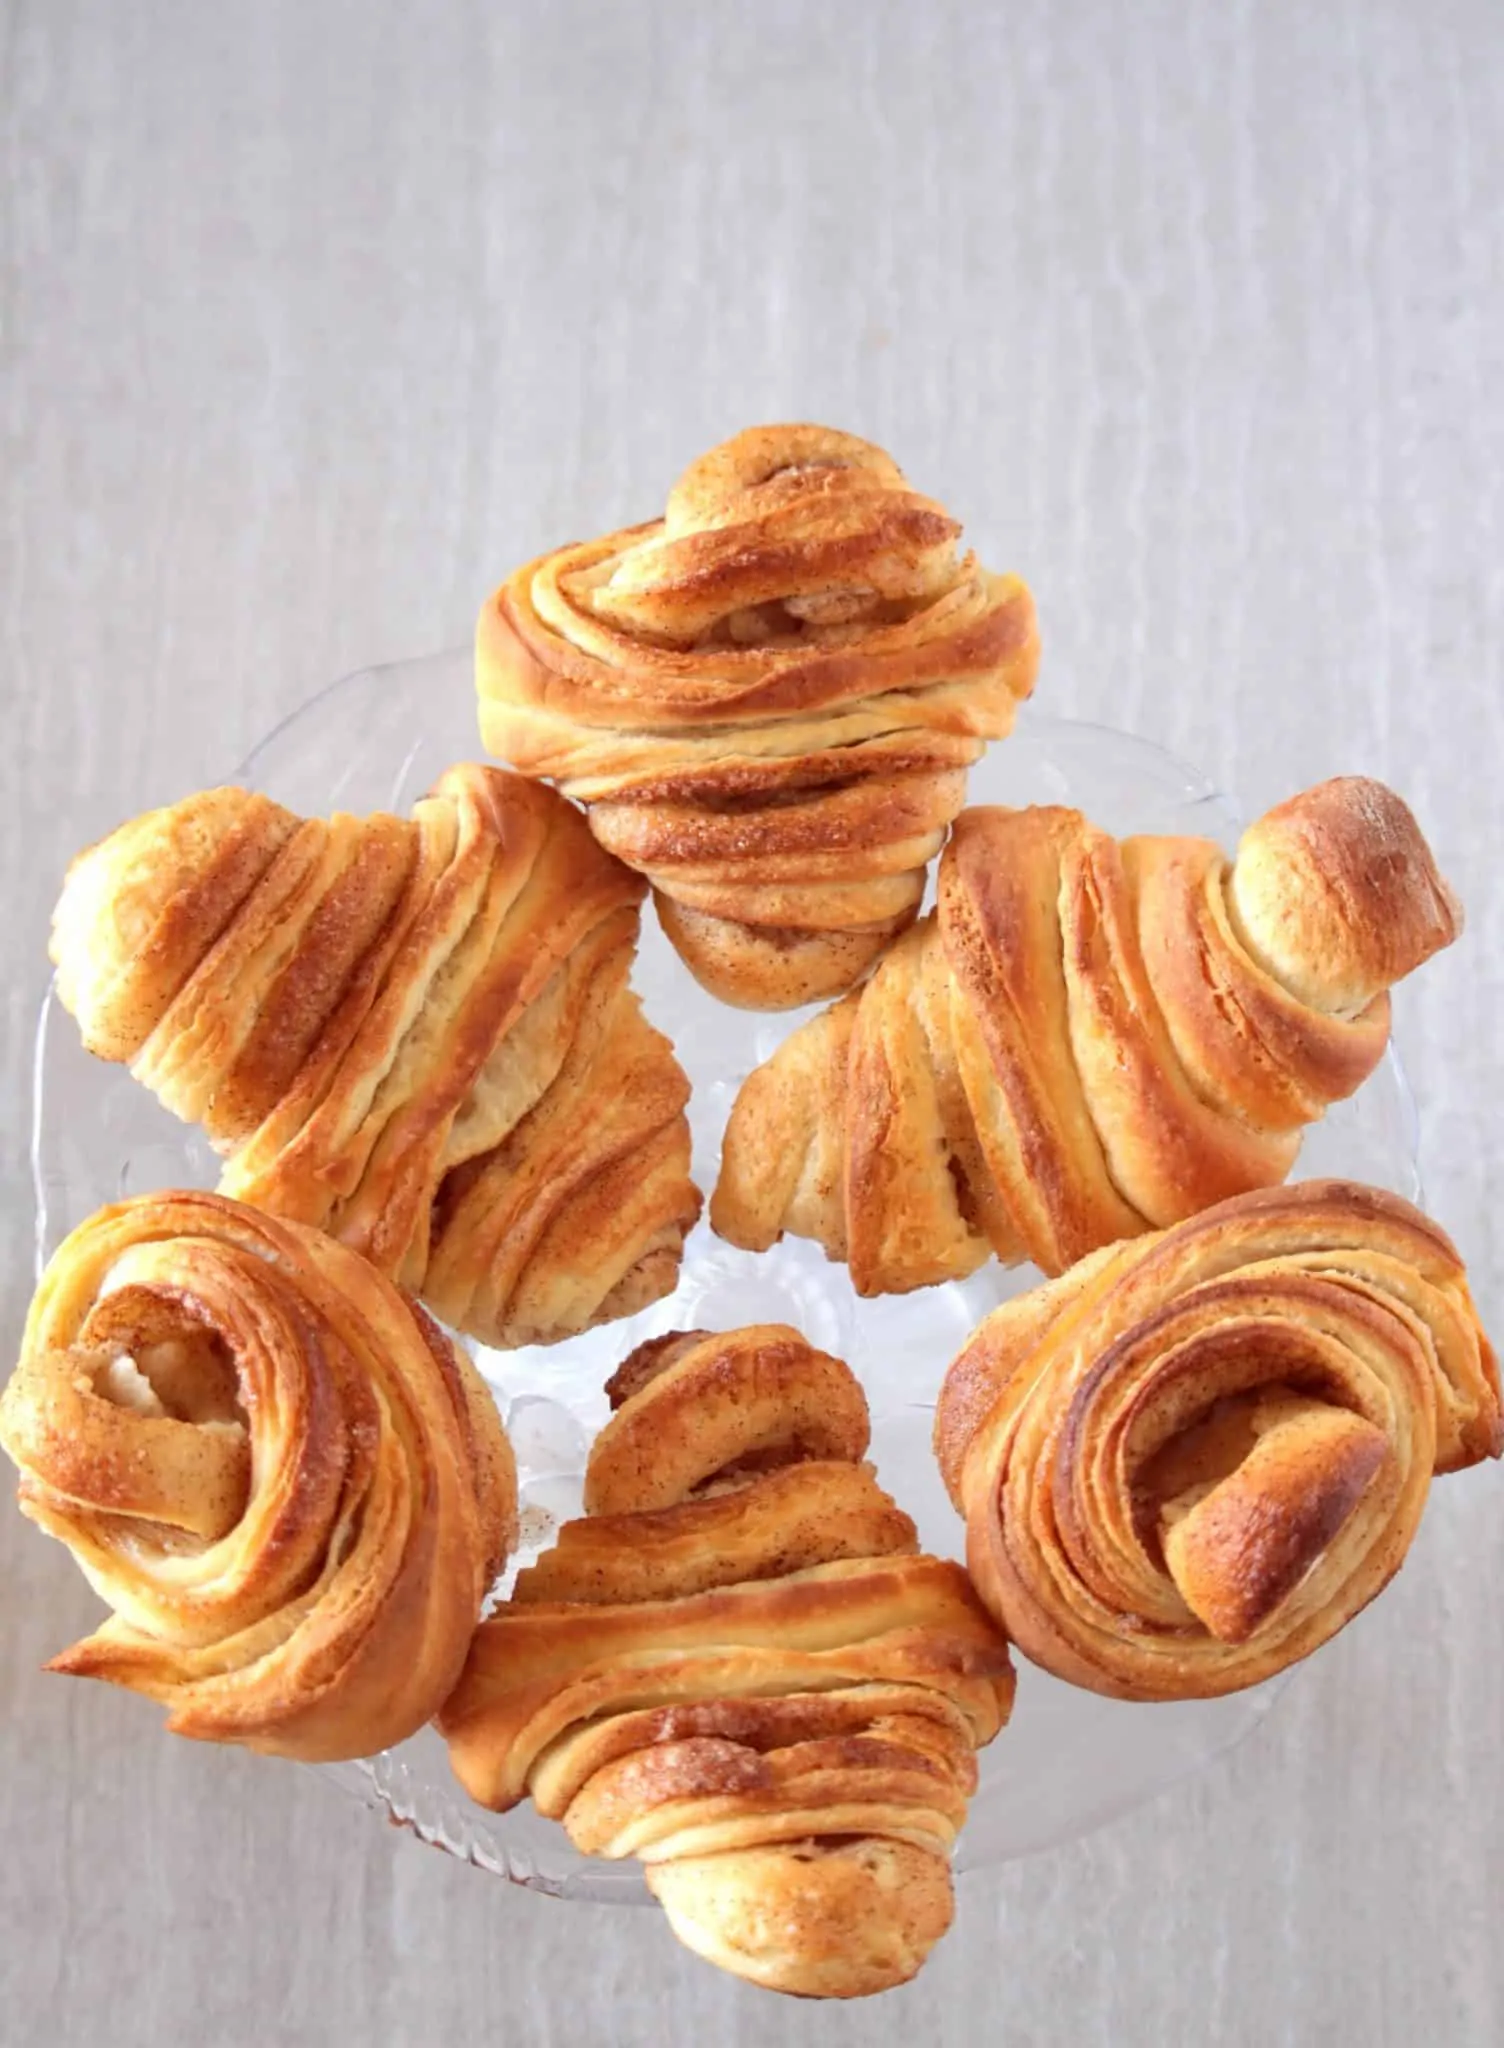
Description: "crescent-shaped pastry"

(713, 777), (1461, 1291)
(0, 1191), (517, 1760)
(50, 762), (700, 1348)
(933, 1180), (1500, 1700)
(476, 423), (1040, 1008)
(439, 1326), (1014, 1999)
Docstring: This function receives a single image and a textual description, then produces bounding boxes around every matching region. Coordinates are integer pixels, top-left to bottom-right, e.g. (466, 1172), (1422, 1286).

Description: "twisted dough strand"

(712, 777), (1460, 1291)
(0, 1191), (516, 1759)
(440, 1326), (1014, 1999)
(477, 424), (1040, 1008)
(933, 1180), (1500, 1700)
(50, 764), (700, 1347)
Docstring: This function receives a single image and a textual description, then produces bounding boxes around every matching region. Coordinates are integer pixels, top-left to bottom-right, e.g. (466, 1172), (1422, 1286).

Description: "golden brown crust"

(933, 1179), (1500, 1700)
(475, 423), (1040, 1007)
(1228, 776), (1462, 1014)
(1159, 1402), (1391, 1644)
(713, 780), (1460, 1291)
(0, 1191), (517, 1760)
(930, 1246), (1128, 1509)
(582, 1326), (871, 1515)
(49, 765), (700, 1348)
(602, 1329), (710, 1408)
(646, 1838), (955, 2000)
(512, 1462), (918, 1608)
(709, 990), (860, 1265)
(52, 789), (300, 1066)
(439, 1324), (1014, 1999)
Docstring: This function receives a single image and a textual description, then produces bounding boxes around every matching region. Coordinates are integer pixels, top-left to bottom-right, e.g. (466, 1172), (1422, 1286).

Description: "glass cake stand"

(32, 650), (1422, 1897)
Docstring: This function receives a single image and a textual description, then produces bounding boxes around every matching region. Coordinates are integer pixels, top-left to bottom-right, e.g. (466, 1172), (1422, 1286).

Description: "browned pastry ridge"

(439, 1326), (1015, 2000)
(476, 423), (1040, 1009)
(932, 1180), (1500, 1700)
(0, 1190), (517, 1760)
(713, 776), (1461, 1292)
(50, 762), (701, 1348)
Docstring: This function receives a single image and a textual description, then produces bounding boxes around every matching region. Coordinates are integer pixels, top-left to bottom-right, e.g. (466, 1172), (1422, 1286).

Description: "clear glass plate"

(32, 649), (1422, 1897)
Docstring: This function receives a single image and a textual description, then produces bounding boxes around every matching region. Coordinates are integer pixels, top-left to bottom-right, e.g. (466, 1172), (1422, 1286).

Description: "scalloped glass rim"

(32, 649), (1423, 1899)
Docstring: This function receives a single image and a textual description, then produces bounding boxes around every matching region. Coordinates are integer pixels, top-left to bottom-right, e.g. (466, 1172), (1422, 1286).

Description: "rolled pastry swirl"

(713, 777), (1461, 1292)
(933, 1180), (1501, 1700)
(0, 1191), (517, 1759)
(50, 762), (700, 1347)
(476, 423), (1040, 1008)
(440, 1326), (1014, 1999)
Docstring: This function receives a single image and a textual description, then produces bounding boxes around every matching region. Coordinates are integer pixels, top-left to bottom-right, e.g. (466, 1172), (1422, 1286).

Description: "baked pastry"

(50, 762), (700, 1347)
(476, 423), (1040, 1008)
(933, 1180), (1500, 1700)
(713, 777), (1461, 1291)
(0, 1190), (517, 1759)
(440, 1326), (1014, 1998)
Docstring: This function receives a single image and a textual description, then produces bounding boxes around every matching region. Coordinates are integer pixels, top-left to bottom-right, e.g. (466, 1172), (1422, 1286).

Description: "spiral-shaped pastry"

(50, 762), (700, 1347)
(440, 1326), (1014, 1999)
(933, 1181), (1500, 1700)
(713, 777), (1461, 1291)
(0, 1191), (517, 1759)
(476, 424), (1040, 1008)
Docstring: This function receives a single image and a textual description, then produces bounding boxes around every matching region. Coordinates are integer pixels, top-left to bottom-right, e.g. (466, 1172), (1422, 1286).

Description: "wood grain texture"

(2, 0), (1501, 2041)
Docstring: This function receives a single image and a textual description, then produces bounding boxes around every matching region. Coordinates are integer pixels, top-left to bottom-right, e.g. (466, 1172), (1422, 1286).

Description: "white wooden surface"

(3, 2), (1501, 2041)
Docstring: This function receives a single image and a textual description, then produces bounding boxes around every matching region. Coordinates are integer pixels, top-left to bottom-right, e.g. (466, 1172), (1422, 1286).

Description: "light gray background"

(3, 2), (1501, 2043)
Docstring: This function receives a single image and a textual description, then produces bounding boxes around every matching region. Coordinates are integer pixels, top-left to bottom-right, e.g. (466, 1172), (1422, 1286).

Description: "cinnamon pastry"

(440, 1326), (1014, 1999)
(713, 777), (1461, 1291)
(933, 1180), (1500, 1700)
(0, 1190), (517, 1759)
(50, 763), (700, 1347)
(476, 424), (1040, 1008)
